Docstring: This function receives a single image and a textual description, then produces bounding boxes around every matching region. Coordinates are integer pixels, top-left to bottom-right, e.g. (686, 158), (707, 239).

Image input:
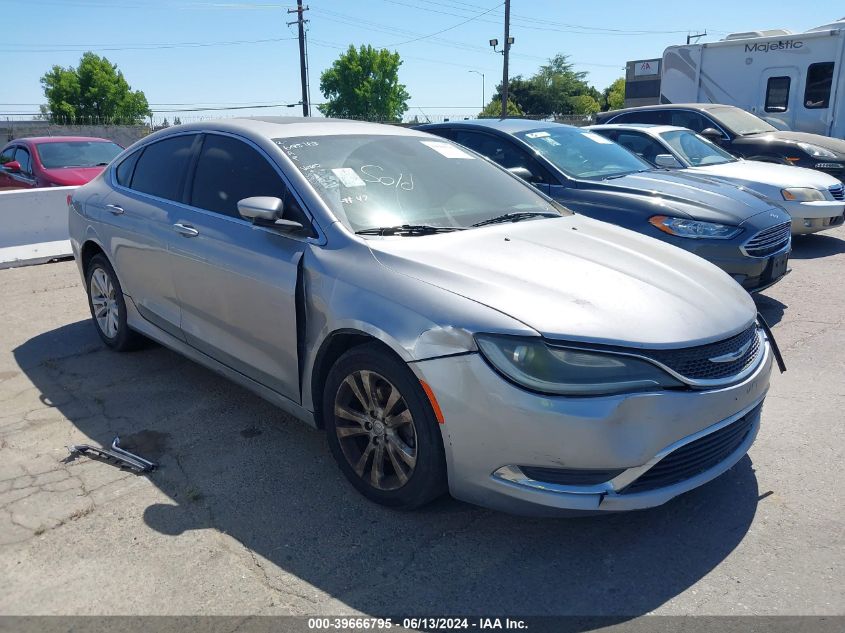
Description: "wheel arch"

(309, 329), (411, 429)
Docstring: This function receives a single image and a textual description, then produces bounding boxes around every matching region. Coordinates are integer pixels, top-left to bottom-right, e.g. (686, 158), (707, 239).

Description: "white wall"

(0, 186), (76, 267)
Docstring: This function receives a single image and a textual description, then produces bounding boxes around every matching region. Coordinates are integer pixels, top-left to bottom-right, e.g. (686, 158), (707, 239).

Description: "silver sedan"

(69, 117), (776, 514)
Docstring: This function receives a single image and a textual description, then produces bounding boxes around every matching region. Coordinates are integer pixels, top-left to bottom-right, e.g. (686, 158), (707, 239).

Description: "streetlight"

(468, 70), (485, 112)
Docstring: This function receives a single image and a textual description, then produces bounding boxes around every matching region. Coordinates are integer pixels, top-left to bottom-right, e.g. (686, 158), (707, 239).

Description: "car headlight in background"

(781, 187), (826, 202)
(797, 142), (838, 159)
(475, 334), (683, 396)
(648, 215), (742, 239)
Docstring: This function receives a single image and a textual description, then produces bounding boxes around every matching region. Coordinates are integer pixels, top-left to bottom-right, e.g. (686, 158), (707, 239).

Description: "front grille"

(642, 324), (761, 381)
(620, 405), (759, 494)
(743, 221), (791, 257)
(830, 184), (844, 201)
(520, 466), (625, 486)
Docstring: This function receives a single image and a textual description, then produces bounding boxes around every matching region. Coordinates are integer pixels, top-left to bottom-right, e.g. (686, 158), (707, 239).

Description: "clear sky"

(2, 0), (843, 122)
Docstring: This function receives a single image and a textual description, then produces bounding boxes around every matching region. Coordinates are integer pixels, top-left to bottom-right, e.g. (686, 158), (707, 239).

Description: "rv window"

(804, 62), (834, 109)
(765, 76), (791, 112)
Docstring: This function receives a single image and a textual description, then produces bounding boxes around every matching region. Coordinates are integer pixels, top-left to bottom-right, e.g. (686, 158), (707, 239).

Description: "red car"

(0, 136), (124, 190)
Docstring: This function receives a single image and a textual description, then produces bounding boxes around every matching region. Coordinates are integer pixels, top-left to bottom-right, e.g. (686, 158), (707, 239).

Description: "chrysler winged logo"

(709, 339), (754, 363)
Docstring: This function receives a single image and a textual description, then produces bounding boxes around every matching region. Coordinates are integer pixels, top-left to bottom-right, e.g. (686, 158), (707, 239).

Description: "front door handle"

(106, 204), (124, 215)
(173, 223), (199, 237)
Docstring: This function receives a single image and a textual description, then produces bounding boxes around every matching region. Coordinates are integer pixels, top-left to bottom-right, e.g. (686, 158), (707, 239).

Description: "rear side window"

(765, 76), (791, 112)
(804, 62), (834, 109)
(130, 134), (196, 201)
(612, 110), (670, 125)
(189, 134), (286, 218)
(114, 151), (140, 187)
(0, 147), (15, 164)
(452, 130), (552, 182)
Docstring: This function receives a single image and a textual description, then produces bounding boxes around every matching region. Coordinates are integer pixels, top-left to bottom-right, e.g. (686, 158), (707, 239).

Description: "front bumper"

(413, 339), (773, 516)
(783, 200), (845, 235)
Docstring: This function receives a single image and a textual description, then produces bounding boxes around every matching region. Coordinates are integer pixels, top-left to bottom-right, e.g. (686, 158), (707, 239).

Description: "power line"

(0, 36), (297, 53)
(382, 2), (503, 47)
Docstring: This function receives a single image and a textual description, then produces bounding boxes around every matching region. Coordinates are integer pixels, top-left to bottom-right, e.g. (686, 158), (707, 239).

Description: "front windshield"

(36, 141), (123, 169)
(516, 127), (651, 180)
(274, 134), (566, 233)
(710, 107), (777, 136)
(660, 130), (736, 166)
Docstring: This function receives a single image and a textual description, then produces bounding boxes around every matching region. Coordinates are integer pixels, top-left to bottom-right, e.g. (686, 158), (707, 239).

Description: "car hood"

(591, 170), (780, 224)
(366, 214), (755, 348)
(690, 160), (840, 191)
(41, 166), (105, 186)
(741, 131), (845, 155)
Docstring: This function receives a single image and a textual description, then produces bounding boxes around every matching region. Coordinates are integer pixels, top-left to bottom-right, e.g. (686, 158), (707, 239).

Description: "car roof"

(154, 116), (433, 141)
(10, 136), (114, 144)
(601, 103), (741, 118)
(420, 118), (577, 134)
(589, 123), (687, 134)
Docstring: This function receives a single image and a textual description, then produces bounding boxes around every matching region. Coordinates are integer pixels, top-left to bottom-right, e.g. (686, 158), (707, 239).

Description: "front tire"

(323, 343), (447, 509)
(85, 254), (143, 352)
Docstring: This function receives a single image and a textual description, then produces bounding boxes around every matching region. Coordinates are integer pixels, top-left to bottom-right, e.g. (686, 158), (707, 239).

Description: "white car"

(590, 124), (845, 235)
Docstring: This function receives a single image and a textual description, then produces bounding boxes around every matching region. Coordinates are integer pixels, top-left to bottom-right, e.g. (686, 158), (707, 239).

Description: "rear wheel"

(85, 254), (144, 351)
(323, 343), (447, 509)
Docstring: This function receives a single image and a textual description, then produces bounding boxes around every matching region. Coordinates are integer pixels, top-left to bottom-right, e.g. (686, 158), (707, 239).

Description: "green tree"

(489, 54), (599, 116)
(569, 94), (601, 115)
(478, 98), (523, 118)
(602, 77), (626, 111)
(40, 52), (150, 124)
(318, 45), (410, 121)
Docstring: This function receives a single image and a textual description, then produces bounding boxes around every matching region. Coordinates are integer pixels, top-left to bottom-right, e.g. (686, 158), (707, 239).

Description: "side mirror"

(508, 166), (540, 183)
(700, 128), (724, 143)
(2, 160), (21, 173)
(654, 153), (682, 168)
(237, 196), (304, 232)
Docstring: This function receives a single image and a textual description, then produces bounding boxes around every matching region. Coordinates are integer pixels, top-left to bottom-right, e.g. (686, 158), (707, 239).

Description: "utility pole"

(287, 1), (310, 117)
(501, 0), (511, 118)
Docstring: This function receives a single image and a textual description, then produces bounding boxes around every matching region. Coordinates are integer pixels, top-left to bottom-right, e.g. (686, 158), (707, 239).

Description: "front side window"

(517, 127), (651, 180)
(14, 147), (32, 175)
(804, 62), (834, 109)
(765, 76), (791, 112)
(659, 130), (736, 166)
(35, 141), (123, 169)
(668, 110), (713, 133)
(609, 132), (668, 165)
(130, 134), (197, 201)
(190, 135), (287, 218)
(275, 134), (564, 233)
(452, 130), (552, 182)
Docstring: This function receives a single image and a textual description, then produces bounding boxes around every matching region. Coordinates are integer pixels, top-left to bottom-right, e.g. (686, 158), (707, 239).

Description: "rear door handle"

(106, 204), (124, 215)
(173, 223), (199, 237)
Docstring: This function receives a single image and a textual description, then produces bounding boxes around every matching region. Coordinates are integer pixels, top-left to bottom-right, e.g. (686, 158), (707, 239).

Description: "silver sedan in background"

(69, 118), (777, 515)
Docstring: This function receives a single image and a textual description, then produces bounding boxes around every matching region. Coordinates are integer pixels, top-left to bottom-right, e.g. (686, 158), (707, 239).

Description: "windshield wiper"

(471, 211), (559, 227)
(355, 224), (465, 236)
(603, 169), (651, 180)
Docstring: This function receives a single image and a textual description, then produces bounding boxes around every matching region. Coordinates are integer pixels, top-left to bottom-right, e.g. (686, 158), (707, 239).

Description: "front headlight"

(781, 187), (826, 202)
(475, 334), (683, 396)
(649, 215), (742, 239)
(797, 142), (838, 159)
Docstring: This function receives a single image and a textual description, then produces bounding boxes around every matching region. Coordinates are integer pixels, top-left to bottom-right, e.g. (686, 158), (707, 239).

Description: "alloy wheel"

(90, 267), (119, 339)
(333, 370), (418, 490)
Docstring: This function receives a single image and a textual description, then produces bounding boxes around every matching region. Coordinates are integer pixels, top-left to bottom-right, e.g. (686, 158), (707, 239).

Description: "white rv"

(659, 19), (844, 138)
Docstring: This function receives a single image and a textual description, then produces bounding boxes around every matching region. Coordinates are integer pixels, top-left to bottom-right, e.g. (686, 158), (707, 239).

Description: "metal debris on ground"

(66, 436), (157, 473)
